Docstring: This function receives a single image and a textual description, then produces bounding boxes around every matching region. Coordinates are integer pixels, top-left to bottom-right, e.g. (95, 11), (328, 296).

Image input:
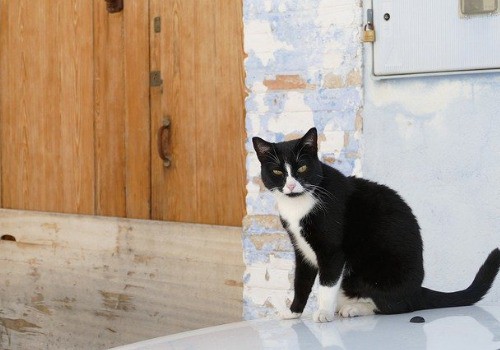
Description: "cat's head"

(252, 127), (323, 197)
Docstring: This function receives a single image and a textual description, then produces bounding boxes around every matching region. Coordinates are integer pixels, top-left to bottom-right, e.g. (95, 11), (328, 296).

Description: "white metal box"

(372, 0), (500, 78)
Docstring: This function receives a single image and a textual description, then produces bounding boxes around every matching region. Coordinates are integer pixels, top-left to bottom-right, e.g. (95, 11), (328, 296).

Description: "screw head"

(384, 13), (390, 21)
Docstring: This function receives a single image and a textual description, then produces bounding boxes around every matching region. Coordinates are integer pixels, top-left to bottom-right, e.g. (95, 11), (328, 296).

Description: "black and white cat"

(252, 127), (500, 323)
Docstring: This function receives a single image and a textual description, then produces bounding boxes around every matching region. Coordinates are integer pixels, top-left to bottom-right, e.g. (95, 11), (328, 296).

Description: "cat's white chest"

(275, 192), (318, 266)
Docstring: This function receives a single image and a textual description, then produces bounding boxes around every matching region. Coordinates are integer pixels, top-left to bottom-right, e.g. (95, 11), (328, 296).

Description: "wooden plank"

(0, 0), (5, 208)
(123, 0), (152, 219)
(57, 0), (95, 214)
(149, 0), (164, 220)
(151, 0), (199, 223)
(1, 1), (151, 218)
(151, 0), (246, 226)
(94, 1), (127, 217)
(213, 0), (247, 226)
(0, 209), (244, 349)
(169, 0), (198, 223)
(195, 0), (219, 225)
(0, 0), (95, 215)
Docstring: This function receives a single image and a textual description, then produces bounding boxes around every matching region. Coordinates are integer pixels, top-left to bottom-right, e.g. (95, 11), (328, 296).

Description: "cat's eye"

(297, 165), (307, 173)
(272, 169), (283, 176)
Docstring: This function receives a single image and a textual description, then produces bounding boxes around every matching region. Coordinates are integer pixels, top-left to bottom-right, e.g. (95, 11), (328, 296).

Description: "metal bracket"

(150, 71), (163, 87)
(154, 17), (161, 33)
(105, 0), (123, 13)
(367, 8), (374, 26)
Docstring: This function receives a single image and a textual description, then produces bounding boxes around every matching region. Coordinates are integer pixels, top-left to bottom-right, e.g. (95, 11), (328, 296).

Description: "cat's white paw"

(313, 309), (335, 323)
(339, 305), (360, 318)
(339, 303), (375, 318)
(280, 310), (301, 320)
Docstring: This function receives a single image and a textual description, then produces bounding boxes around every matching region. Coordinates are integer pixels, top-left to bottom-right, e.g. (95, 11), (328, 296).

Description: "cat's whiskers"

(306, 184), (337, 202)
(305, 184), (340, 219)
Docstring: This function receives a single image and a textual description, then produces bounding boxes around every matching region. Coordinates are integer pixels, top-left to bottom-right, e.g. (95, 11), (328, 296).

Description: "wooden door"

(0, 0), (246, 227)
(0, 0), (151, 218)
(150, 0), (246, 226)
(0, 0), (96, 214)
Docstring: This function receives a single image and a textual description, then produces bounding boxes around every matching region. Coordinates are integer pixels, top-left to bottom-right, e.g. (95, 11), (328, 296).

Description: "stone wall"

(242, 0), (363, 319)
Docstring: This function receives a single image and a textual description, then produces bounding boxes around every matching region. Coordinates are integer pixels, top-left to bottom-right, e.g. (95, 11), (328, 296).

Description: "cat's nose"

(287, 183), (296, 191)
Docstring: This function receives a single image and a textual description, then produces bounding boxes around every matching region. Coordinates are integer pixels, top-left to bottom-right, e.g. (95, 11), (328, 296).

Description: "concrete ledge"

(0, 209), (244, 349)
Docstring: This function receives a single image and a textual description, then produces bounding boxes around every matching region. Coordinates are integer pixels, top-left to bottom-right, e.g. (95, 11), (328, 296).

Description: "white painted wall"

(363, 44), (500, 303)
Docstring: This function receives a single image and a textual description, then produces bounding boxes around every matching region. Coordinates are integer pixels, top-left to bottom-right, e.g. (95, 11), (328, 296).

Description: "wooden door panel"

(1, 0), (244, 225)
(0, 0), (95, 214)
(151, 0), (198, 224)
(0, 0), (151, 218)
(94, 1), (127, 217)
(93, 0), (151, 219)
(210, 0), (247, 226)
(195, 0), (220, 225)
(123, 0), (152, 219)
(151, 0), (246, 226)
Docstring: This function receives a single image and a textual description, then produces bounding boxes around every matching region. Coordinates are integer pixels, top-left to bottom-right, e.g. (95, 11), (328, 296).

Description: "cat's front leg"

(282, 253), (318, 319)
(314, 254), (344, 323)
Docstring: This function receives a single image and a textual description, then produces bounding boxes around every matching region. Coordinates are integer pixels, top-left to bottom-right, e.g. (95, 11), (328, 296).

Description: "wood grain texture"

(94, 1), (127, 217)
(0, 0), (151, 218)
(0, 0), (95, 214)
(212, 0), (247, 226)
(151, 0), (199, 224)
(94, 0), (151, 219)
(195, 0), (219, 225)
(0, 209), (244, 349)
(151, 0), (246, 226)
(149, 0), (164, 221)
(123, 0), (152, 219)
(1, 0), (244, 225)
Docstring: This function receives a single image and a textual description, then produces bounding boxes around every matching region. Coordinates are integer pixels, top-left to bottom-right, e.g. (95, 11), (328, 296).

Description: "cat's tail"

(419, 248), (500, 310)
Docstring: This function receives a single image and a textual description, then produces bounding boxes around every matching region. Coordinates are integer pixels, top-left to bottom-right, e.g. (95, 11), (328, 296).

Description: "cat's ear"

(252, 137), (273, 162)
(300, 127), (318, 153)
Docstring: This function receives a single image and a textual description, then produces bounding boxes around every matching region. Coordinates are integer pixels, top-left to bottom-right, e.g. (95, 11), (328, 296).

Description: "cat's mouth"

(285, 191), (305, 197)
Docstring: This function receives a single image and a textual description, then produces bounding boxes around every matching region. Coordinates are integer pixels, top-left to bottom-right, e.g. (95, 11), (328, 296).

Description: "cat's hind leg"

(335, 289), (353, 312)
(336, 289), (377, 317)
(338, 302), (376, 317)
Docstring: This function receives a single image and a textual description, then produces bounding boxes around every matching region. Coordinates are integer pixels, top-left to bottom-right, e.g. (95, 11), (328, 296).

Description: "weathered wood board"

(0, 210), (244, 349)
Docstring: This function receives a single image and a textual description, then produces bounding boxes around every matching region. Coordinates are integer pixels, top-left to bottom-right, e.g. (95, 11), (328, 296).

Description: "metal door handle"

(158, 118), (172, 167)
(105, 0), (123, 13)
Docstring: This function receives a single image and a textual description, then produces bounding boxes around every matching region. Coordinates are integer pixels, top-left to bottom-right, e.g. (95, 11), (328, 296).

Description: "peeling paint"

(323, 73), (344, 89)
(250, 234), (288, 250)
(346, 69), (362, 86)
(243, 215), (284, 234)
(263, 75), (316, 90)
